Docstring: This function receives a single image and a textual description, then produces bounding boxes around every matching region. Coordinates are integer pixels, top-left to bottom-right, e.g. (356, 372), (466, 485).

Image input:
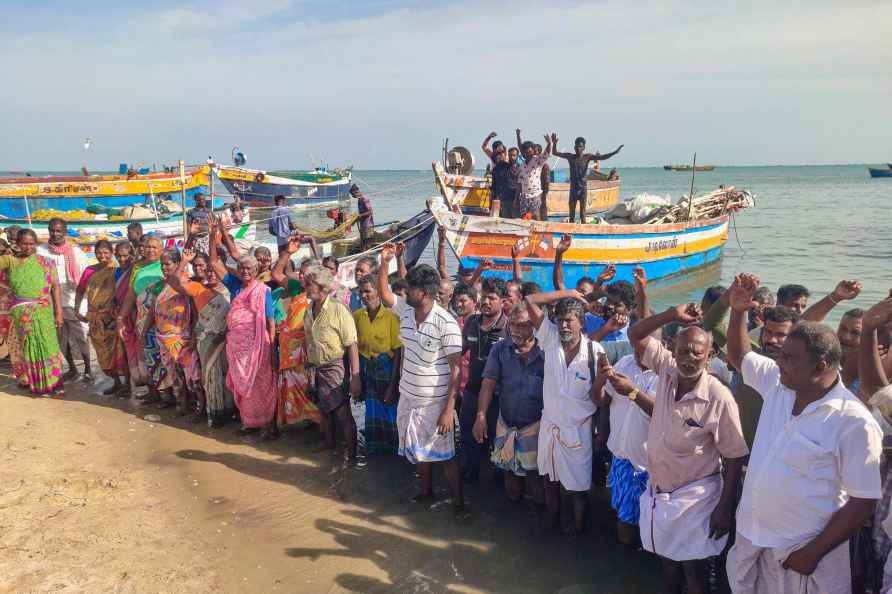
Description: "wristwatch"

(628, 388), (639, 402)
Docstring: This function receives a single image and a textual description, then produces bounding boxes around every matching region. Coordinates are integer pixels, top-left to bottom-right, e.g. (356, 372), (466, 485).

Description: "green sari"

(0, 254), (64, 394)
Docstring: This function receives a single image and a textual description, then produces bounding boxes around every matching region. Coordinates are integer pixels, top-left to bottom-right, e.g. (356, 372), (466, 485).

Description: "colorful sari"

(277, 289), (320, 426)
(0, 255), (64, 394)
(196, 292), (234, 425)
(226, 281), (277, 428)
(0, 270), (18, 364)
(136, 280), (165, 389)
(84, 265), (124, 375)
(152, 283), (200, 396)
(115, 263), (145, 383)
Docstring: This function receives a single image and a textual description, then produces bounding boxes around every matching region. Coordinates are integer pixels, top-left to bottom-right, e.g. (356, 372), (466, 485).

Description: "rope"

(338, 214), (434, 263)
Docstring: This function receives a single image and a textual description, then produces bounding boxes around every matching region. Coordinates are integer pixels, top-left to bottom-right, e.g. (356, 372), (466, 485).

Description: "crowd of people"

(481, 130), (622, 222)
(2, 202), (892, 593)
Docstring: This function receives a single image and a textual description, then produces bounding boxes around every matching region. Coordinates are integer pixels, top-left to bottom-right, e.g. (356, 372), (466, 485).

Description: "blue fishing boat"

(868, 166), (892, 178)
(215, 165), (352, 208)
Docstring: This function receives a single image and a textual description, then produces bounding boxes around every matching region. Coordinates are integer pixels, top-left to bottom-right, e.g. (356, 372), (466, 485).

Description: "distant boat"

(664, 164), (716, 172)
(868, 165), (892, 178)
(214, 164), (352, 208)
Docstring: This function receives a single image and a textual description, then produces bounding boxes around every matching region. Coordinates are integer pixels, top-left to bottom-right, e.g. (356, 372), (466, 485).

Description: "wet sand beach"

(0, 369), (659, 594)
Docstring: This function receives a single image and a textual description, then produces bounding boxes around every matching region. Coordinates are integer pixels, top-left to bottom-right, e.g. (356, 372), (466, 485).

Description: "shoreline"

(0, 367), (659, 594)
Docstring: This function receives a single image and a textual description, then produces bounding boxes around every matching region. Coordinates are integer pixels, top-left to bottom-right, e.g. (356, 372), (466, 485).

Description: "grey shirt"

(482, 338), (545, 428)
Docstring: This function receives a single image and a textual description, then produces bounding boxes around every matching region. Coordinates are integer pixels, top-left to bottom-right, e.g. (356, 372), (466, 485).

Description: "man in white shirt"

(525, 288), (605, 534)
(592, 346), (657, 546)
(377, 247), (467, 521)
(725, 273), (882, 594)
(39, 218), (91, 381)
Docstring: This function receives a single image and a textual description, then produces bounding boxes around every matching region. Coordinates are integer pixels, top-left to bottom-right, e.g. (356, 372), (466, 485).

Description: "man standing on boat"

(268, 195), (296, 254)
(551, 135), (623, 223)
(186, 193), (212, 254)
(350, 185), (374, 249)
(514, 130), (553, 220)
(39, 218), (92, 382)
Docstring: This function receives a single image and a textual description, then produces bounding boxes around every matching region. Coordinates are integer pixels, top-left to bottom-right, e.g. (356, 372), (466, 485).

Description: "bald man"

(626, 304), (749, 594)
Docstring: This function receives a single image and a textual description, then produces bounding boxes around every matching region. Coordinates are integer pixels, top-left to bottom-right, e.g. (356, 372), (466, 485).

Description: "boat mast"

(686, 152), (697, 222)
(179, 160), (188, 238)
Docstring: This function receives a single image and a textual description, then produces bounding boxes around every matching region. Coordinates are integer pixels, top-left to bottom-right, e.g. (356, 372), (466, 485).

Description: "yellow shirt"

(353, 306), (402, 359)
(303, 297), (357, 366)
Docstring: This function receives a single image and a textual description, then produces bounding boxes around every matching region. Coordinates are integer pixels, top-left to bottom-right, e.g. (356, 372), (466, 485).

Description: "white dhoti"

(536, 417), (593, 492)
(639, 474), (726, 562)
(396, 394), (455, 464)
(726, 531), (851, 594)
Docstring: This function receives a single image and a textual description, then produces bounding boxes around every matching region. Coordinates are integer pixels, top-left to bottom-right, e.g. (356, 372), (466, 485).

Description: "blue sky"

(3, 0), (891, 170)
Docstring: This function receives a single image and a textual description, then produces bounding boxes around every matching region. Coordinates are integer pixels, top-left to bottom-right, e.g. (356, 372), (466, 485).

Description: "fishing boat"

(868, 165), (892, 178)
(664, 164), (716, 172)
(430, 163), (753, 288)
(214, 165), (352, 208)
(433, 163), (620, 219)
(0, 167), (208, 219)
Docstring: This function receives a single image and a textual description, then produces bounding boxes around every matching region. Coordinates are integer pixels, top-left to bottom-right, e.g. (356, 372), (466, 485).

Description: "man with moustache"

(628, 302), (748, 594)
(524, 288), (605, 533)
(459, 278), (508, 482)
(724, 273), (881, 593)
(472, 304), (545, 507)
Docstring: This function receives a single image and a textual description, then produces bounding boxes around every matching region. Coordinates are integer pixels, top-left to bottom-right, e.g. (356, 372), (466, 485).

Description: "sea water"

(346, 165), (891, 324)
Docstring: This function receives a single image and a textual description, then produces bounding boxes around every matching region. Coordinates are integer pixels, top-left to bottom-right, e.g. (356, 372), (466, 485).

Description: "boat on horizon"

(430, 161), (753, 288)
(664, 164), (716, 172)
(868, 165), (892, 178)
(0, 166), (208, 219)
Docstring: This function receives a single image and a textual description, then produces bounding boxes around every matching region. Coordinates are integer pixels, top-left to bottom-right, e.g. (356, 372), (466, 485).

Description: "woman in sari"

(0, 228), (65, 396)
(117, 235), (162, 403)
(112, 241), (134, 392)
(353, 274), (402, 454)
(74, 240), (126, 396)
(0, 238), (17, 364)
(140, 249), (200, 414)
(225, 254), (278, 437)
(169, 249), (234, 427)
(271, 238), (321, 428)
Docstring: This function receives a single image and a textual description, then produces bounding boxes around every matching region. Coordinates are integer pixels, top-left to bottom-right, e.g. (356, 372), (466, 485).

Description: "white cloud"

(2, 0), (891, 168)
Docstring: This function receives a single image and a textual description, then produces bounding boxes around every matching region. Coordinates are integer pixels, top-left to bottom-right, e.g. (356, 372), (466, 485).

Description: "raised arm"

(207, 225), (229, 281)
(550, 133), (573, 160)
(859, 293), (892, 398)
(591, 264), (616, 299)
(468, 259), (492, 287)
(542, 133), (553, 160)
(516, 128), (524, 151)
(167, 249), (194, 296)
(801, 280), (862, 322)
(725, 274), (760, 371)
(378, 243), (397, 308)
(436, 226), (449, 280)
(395, 241), (408, 279)
(510, 240), (524, 284)
(632, 266), (650, 321)
(271, 236), (302, 287)
(628, 303), (702, 351)
(590, 144), (624, 161)
(481, 132), (497, 160)
(552, 234), (571, 291)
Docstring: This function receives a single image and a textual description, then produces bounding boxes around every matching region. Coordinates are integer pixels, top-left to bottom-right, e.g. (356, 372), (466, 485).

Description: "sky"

(3, 0), (891, 170)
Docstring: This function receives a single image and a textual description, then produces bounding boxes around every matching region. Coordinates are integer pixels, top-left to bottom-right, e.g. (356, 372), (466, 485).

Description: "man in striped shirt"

(378, 245), (468, 519)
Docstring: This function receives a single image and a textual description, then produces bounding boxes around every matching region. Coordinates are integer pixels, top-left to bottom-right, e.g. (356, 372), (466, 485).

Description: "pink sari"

(225, 281), (277, 428)
(115, 264), (147, 385)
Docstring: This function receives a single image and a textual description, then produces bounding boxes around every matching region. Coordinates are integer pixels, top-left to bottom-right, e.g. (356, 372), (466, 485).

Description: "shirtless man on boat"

(552, 134), (623, 224)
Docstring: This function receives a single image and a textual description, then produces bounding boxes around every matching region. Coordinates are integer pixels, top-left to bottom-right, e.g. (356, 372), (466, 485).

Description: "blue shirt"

(268, 206), (295, 246)
(222, 273), (275, 319)
(482, 338), (545, 428)
(584, 313), (628, 342)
